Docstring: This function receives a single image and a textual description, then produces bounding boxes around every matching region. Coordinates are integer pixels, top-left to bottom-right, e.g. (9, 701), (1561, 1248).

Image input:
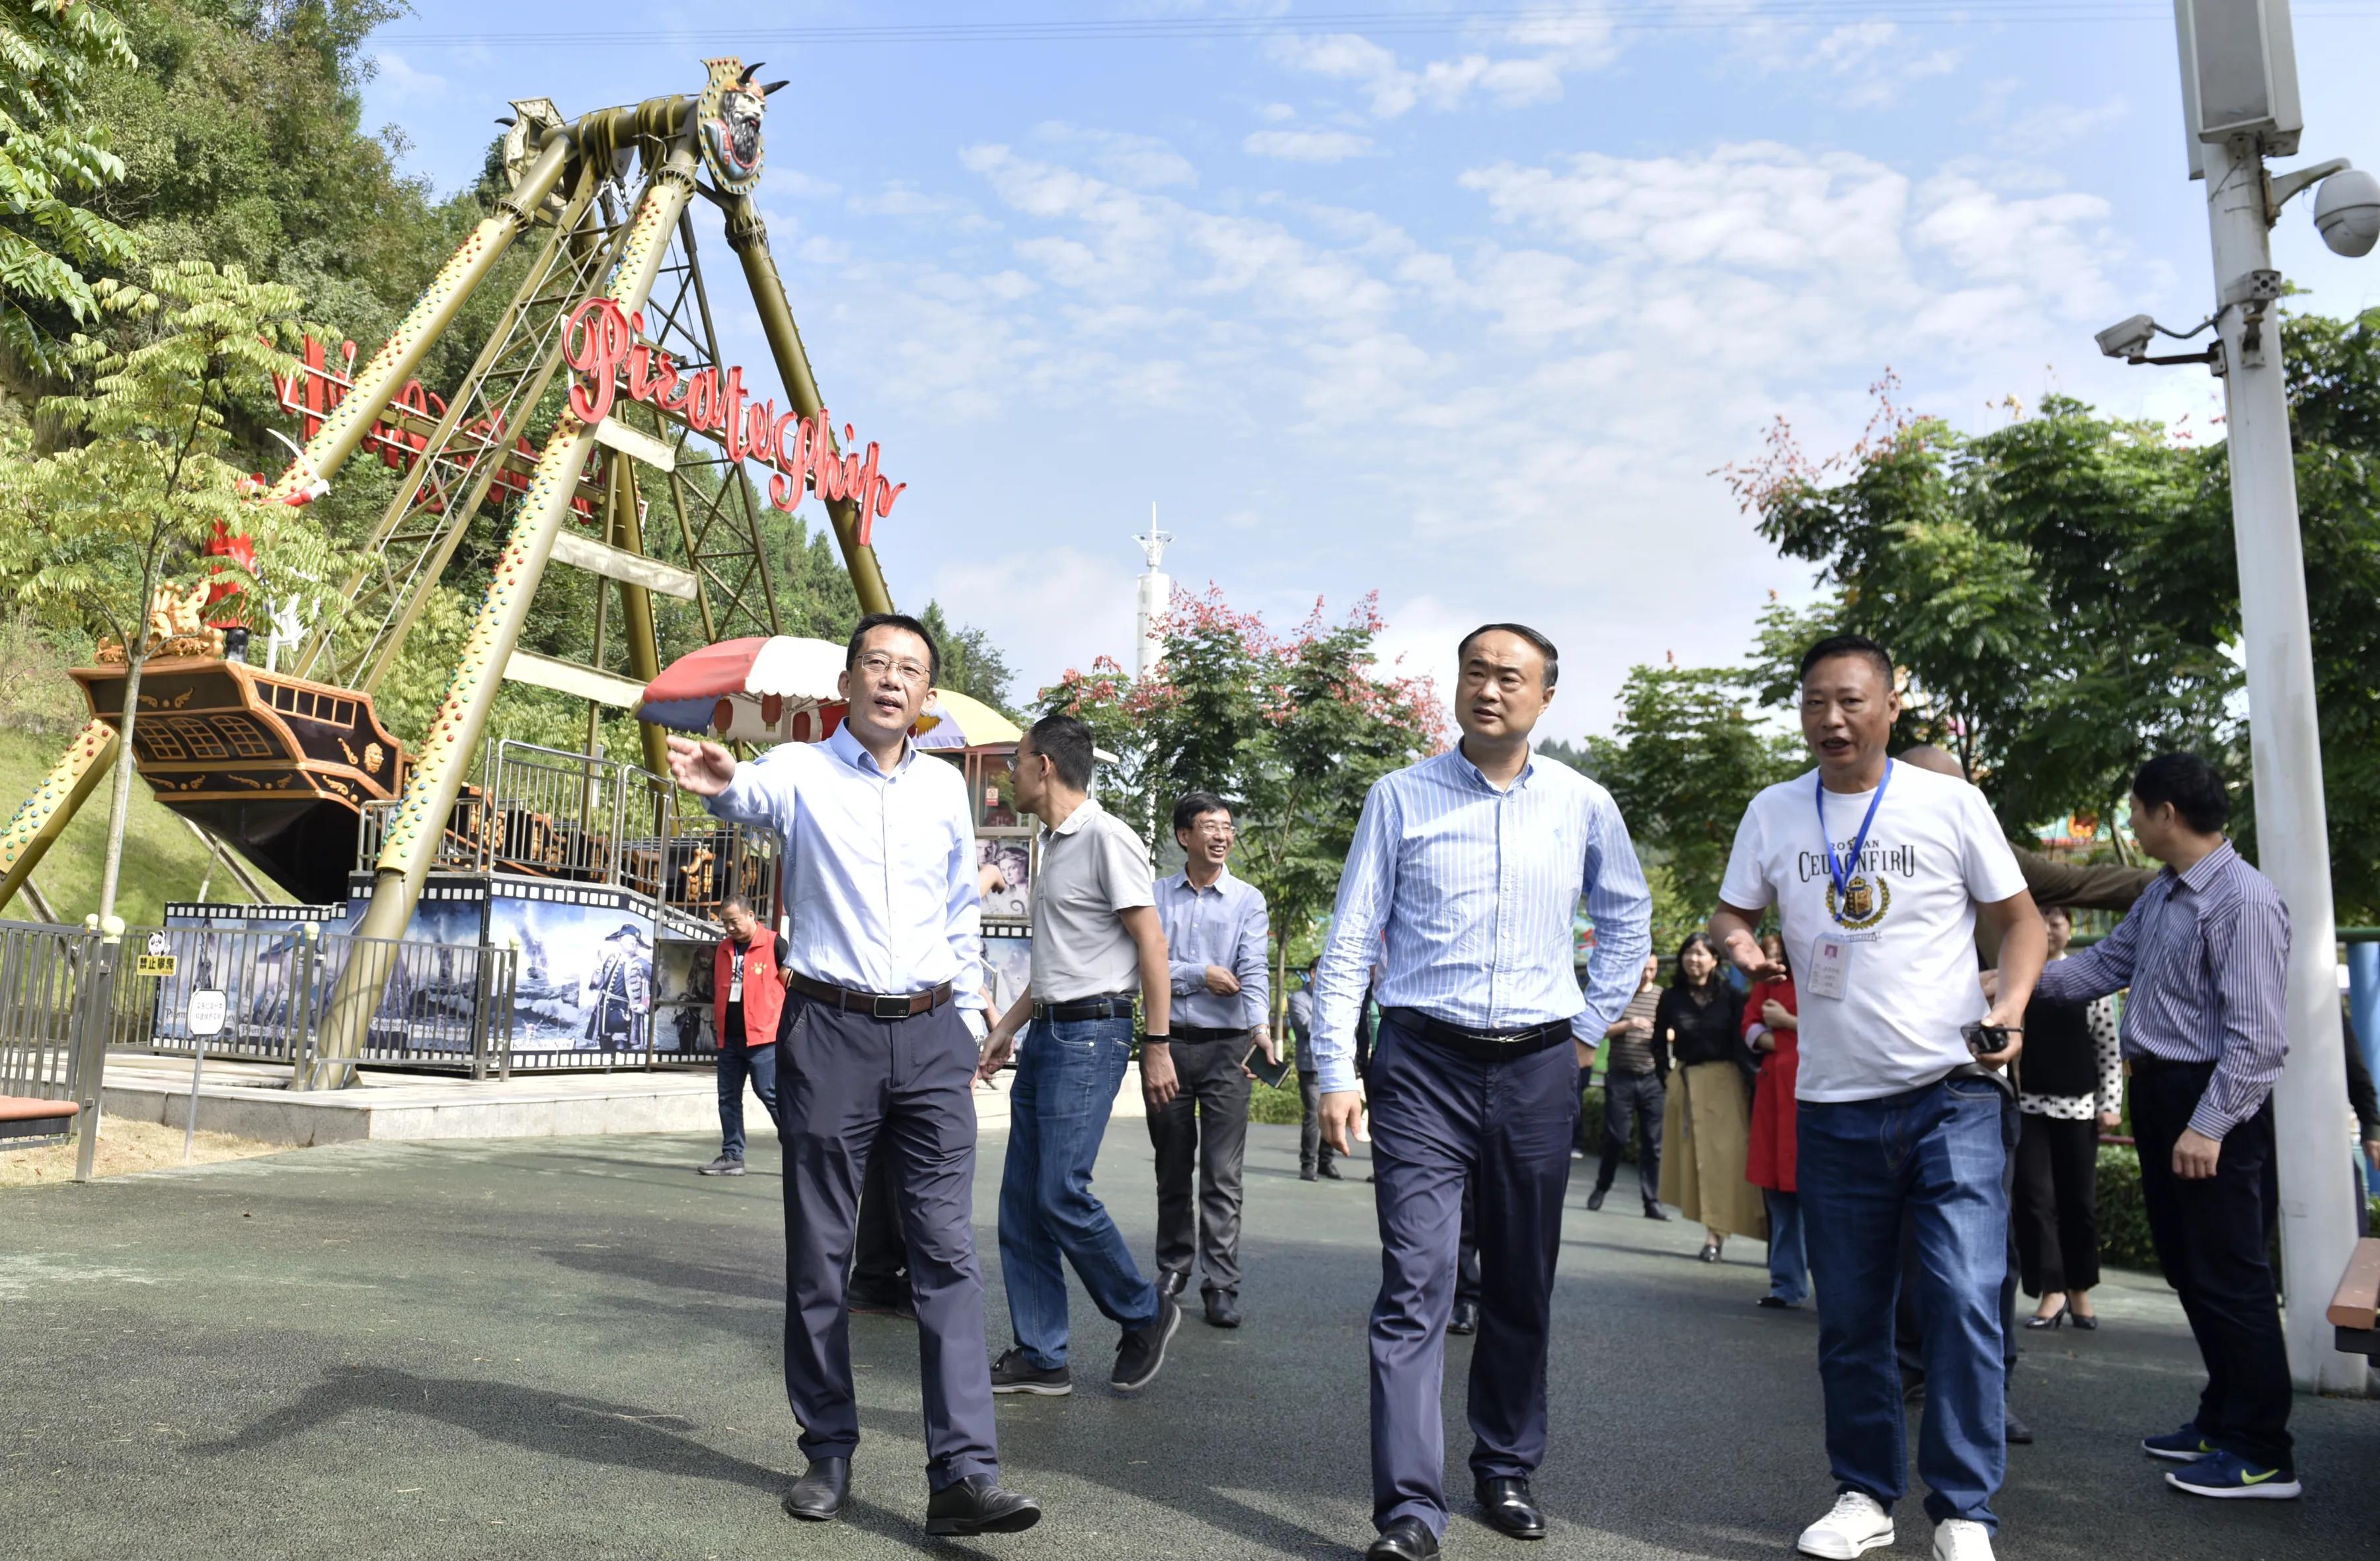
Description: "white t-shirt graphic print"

(1719, 763), (2027, 1104)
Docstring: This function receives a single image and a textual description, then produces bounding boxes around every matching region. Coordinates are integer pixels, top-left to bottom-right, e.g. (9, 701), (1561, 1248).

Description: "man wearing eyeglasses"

(666, 612), (1039, 1540)
(1149, 791), (1275, 1328)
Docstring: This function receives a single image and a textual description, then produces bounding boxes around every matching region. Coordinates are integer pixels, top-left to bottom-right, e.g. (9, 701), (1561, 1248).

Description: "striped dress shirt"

(1309, 746), (1654, 1096)
(1157, 867), (1272, 1030)
(2032, 840), (2290, 1140)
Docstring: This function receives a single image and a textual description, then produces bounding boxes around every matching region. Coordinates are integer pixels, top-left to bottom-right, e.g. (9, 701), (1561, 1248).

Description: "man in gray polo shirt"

(976, 712), (1183, 1396)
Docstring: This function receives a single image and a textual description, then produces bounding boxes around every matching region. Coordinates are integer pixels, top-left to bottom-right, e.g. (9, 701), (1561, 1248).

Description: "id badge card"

(728, 968), (744, 1003)
(1806, 934), (1851, 1000)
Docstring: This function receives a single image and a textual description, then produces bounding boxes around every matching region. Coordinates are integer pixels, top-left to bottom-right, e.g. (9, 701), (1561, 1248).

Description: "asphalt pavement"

(5, 1122), (2375, 1561)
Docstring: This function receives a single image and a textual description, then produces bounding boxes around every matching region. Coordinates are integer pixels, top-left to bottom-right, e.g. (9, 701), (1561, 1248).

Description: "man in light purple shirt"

(1149, 790), (1275, 1329)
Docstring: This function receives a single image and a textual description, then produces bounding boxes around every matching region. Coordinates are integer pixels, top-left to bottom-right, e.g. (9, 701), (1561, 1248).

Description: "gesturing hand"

(666, 734), (738, 797)
(1203, 965), (1242, 997)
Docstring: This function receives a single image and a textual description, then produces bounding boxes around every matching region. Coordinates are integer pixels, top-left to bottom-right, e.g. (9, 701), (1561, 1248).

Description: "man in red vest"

(702, 894), (789, 1176)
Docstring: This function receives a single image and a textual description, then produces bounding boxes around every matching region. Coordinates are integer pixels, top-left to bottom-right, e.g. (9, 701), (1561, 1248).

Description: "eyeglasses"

(1190, 823), (1235, 839)
(855, 652), (931, 686)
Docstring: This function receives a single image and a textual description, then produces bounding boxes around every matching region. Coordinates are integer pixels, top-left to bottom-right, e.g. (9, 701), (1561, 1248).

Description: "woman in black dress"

(2015, 905), (2123, 1328)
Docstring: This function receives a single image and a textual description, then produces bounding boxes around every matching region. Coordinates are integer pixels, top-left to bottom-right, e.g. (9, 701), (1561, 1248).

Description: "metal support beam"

(551, 529), (699, 600)
(0, 720), (118, 922)
(720, 193), (895, 615)
(310, 135), (708, 1086)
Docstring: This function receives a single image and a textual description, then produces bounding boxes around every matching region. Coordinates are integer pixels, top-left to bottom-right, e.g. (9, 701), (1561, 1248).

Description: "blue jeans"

(1765, 1188), (1810, 1305)
(717, 1040), (781, 1159)
(997, 1016), (1160, 1369)
(1798, 1075), (2009, 1530)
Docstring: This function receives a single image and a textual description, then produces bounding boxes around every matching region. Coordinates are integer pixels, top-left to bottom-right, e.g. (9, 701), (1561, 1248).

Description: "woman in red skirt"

(1744, 932), (1807, 1310)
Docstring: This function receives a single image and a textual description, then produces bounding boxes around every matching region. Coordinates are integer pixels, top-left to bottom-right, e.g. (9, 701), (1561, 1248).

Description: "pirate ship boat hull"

(70, 656), (410, 905)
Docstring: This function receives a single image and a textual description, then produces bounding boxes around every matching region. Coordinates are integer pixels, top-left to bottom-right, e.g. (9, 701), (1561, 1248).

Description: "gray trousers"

(1147, 1032), (1252, 1299)
(778, 995), (998, 1489)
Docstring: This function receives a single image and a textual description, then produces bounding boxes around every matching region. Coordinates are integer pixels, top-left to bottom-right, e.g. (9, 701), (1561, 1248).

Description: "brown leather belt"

(787, 972), (954, 1020)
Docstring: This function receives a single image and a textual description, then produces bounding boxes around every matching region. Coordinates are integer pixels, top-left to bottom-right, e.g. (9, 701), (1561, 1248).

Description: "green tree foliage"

(1578, 664), (1801, 919)
(0, 260), (325, 915)
(1729, 327), (2380, 920)
(1039, 589), (1448, 1015)
(0, 0), (140, 379)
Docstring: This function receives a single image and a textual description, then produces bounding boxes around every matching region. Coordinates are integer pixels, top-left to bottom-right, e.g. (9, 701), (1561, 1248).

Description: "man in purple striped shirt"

(2019, 752), (2298, 1501)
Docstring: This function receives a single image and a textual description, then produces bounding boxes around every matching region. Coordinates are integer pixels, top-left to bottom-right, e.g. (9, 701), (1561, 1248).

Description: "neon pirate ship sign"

(562, 299), (905, 544)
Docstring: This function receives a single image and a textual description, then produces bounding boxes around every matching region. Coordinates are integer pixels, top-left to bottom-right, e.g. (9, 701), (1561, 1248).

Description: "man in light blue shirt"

(669, 612), (1039, 1541)
(1149, 790), (1274, 1328)
(1313, 623), (1652, 1561)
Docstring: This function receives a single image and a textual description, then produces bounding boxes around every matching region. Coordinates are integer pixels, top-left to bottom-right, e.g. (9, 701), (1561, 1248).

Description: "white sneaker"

(1797, 1492), (1894, 1558)
(1931, 1519), (1994, 1561)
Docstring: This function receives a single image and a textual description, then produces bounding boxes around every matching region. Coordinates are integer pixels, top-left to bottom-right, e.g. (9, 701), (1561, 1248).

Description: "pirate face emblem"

(696, 58), (781, 195)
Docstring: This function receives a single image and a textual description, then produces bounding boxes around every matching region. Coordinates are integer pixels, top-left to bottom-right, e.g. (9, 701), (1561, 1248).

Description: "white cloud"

(1732, 17), (1963, 110)
(926, 548), (1141, 690)
(1266, 7), (1619, 120)
(372, 52), (445, 104)
(1032, 123), (1200, 189)
(1243, 128), (1375, 163)
(1258, 102), (1298, 124)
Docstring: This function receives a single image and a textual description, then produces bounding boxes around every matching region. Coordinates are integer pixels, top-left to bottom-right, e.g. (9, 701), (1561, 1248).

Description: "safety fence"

(356, 739), (780, 925)
(0, 917), (521, 1097)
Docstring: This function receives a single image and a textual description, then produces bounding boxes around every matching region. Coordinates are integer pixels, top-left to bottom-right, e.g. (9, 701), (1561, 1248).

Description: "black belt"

(2127, 1052), (2214, 1077)
(1169, 1024), (1245, 1043)
(787, 973), (954, 1020)
(1385, 1007), (1571, 1063)
(1033, 992), (1135, 1022)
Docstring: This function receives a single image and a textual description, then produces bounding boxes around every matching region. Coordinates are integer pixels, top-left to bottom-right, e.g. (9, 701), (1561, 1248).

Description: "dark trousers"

(1367, 1015), (1575, 1538)
(851, 1141), (910, 1298)
(717, 1040), (782, 1159)
(2131, 1058), (2293, 1472)
(1593, 1069), (1664, 1204)
(2013, 1112), (2102, 1297)
(1148, 1034), (1253, 1299)
(1297, 1069), (1337, 1174)
(1455, 1178), (1481, 1308)
(1571, 1065), (1595, 1156)
(1898, 1086), (2020, 1394)
(777, 995), (997, 1488)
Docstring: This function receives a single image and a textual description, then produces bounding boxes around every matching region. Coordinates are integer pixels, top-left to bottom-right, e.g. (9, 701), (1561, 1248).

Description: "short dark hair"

(1457, 622), (1559, 689)
(1026, 712), (1096, 790)
(2132, 751), (2229, 834)
(1171, 791), (1232, 835)
(719, 892), (753, 916)
(847, 612), (942, 683)
(1798, 632), (1894, 687)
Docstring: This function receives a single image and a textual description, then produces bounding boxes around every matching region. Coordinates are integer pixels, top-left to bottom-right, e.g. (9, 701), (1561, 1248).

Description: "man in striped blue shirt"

(1313, 623), (1652, 1561)
(2022, 751), (2299, 1500)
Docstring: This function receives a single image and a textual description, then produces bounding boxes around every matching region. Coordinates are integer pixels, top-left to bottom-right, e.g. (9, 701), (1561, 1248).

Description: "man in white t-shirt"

(1712, 635), (2045, 1561)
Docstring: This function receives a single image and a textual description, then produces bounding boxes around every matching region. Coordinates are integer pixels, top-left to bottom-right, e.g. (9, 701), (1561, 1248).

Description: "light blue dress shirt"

(2033, 839), (2291, 1139)
(1156, 866), (1271, 1030)
(1309, 745), (1654, 1095)
(705, 724), (985, 1022)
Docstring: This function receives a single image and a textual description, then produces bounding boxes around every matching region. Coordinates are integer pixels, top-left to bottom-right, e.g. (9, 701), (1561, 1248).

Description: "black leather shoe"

(1318, 1162), (1343, 1180)
(925, 1475), (1042, 1537)
(1585, 1187), (1607, 1211)
(1448, 1299), (1478, 1336)
(781, 1457), (849, 1522)
(1204, 1293), (1241, 1328)
(1642, 1201), (1671, 1221)
(1475, 1476), (1546, 1539)
(1367, 1516), (1441, 1560)
(2005, 1408), (2034, 1445)
(1157, 1269), (1188, 1299)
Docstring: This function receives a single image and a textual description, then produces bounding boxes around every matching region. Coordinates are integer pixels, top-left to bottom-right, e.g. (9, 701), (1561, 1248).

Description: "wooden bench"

(2330, 1236), (2380, 1359)
(0, 1093), (81, 1149)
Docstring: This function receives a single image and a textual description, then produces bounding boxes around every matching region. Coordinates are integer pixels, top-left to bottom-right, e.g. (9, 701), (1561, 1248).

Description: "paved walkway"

(5, 1124), (2375, 1560)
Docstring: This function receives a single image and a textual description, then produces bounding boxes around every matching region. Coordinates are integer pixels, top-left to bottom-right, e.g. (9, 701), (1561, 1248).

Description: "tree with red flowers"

(1040, 586), (1447, 1028)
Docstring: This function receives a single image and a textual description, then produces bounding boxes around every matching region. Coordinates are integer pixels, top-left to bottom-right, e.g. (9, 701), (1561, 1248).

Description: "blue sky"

(359, 2), (2380, 741)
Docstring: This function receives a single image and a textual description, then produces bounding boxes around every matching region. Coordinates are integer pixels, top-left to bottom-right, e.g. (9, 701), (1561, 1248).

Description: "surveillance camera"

(2094, 314), (2157, 362)
(2315, 167), (2380, 258)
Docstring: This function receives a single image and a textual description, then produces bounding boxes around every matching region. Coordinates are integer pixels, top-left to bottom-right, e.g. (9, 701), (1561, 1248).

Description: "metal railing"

(0, 919), (98, 1106)
(356, 740), (779, 925)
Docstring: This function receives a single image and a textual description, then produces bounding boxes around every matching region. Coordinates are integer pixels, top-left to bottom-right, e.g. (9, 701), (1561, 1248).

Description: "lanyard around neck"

(1816, 759), (1892, 925)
